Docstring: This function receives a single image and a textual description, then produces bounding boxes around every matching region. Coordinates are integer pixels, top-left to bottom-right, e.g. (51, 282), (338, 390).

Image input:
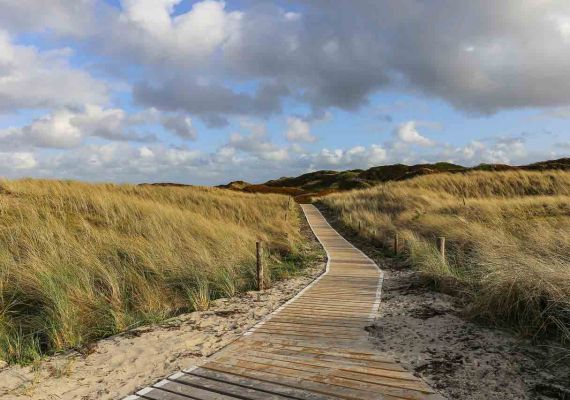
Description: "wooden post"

(436, 236), (446, 258)
(285, 197), (291, 222)
(256, 241), (264, 291)
(394, 233), (400, 255)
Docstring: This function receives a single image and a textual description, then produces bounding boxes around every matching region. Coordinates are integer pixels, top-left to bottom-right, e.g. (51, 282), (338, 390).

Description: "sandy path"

(0, 236), (325, 399)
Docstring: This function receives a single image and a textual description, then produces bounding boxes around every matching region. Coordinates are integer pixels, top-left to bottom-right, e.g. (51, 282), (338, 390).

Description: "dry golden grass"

(0, 179), (311, 364)
(322, 170), (570, 340)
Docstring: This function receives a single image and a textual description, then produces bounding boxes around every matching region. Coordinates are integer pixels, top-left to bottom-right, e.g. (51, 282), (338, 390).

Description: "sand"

(0, 262), (325, 400)
(371, 265), (570, 399)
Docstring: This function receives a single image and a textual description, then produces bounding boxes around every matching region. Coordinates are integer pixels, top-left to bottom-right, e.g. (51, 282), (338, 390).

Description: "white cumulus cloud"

(394, 121), (435, 147)
(0, 30), (108, 112)
(285, 117), (316, 143)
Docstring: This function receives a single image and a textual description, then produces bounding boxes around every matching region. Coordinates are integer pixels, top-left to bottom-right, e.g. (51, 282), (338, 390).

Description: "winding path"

(124, 204), (442, 400)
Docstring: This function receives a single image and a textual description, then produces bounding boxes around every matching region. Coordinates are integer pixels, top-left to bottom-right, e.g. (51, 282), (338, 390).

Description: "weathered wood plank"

(188, 368), (335, 400)
(171, 373), (296, 400)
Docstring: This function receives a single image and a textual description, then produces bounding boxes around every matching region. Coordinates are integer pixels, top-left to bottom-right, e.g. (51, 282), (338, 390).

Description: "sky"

(0, 0), (569, 185)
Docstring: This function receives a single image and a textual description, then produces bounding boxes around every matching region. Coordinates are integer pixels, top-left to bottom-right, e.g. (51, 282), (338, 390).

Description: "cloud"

(115, 1), (570, 115)
(225, 121), (289, 161)
(308, 145), (387, 170)
(0, 151), (37, 170)
(160, 113), (197, 140)
(285, 117), (316, 143)
(6, 1), (570, 118)
(0, 0), (97, 37)
(71, 105), (157, 143)
(439, 134), (530, 165)
(111, 0), (243, 65)
(0, 30), (108, 112)
(33, 143), (205, 182)
(540, 106), (570, 119)
(133, 79), (288, 127)
(4, 1), (570, 118)
(0, 110), (82, 149)
(0, 106), (171, 149)
(394, 121), (435, 147)
(0, 134), (559, 185)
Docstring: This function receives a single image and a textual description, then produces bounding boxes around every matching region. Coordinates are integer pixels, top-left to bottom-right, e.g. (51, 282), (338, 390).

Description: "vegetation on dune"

(221, 157), (569, 204)
(321, 170), (570, 341)
(0, 180), (317, 364)
(262, 158), (568, 193)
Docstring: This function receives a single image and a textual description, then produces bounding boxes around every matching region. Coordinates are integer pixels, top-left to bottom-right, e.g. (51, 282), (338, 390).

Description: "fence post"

(285, 197), (291, 222)
(436, 236), (446, 258)
(394, 233), (400, 255)
(256, 241), (264, 291)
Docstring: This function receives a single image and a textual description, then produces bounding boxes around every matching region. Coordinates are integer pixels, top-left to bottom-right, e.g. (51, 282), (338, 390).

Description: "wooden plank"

(251, 329), (358, 341)
(152, 380), (240, 400)
(260, 321), (364, 333)
(138, 387), (192, 400)
(201, 362), (403, 400)
(236, 349), (413, 380)
(172, 373), (297, 400)
(238, 342), (406, 372)
(239, 333), (370, 350)
(219, 353), (432, 394)
(269, 315), (371, 328)
(188, 368), (335, 400)
(283, 304), (373, 313)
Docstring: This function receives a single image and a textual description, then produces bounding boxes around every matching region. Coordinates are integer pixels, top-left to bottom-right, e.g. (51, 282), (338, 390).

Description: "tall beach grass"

(0, 179), (309, 364)
(321, 170), (570, 341)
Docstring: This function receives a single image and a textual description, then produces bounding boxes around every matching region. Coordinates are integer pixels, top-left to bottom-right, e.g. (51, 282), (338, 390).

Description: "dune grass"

(0, 179), (313, 364)
(321, 170), (570, 341)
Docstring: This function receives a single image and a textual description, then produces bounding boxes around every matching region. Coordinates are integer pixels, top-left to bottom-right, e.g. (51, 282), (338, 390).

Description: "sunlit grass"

(322, 170), (570, 340)
(0, 179), (313, 364)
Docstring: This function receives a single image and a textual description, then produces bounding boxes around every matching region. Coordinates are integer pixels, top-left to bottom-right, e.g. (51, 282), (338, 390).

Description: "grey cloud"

(0, 106), (159, 150)
(222, 3), (389, 111)
(5, 0), (570, 117)
(150, 1), (570, 114)
(224, 121), (289, 161)
(160, 113), (197, 140)
(0, 0), (98, 37)
(10, 0), (570, 117)
(133, 80), (288, 126)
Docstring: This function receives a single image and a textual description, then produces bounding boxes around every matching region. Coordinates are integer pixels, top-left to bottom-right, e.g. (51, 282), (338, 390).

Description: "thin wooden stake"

(256, 241), (264, 291)
(394, 233), (400, 255)
(436, 236), (446, 258)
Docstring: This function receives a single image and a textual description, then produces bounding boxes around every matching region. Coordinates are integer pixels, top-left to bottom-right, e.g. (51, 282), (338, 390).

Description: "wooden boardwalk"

(124, 205), (443, 400)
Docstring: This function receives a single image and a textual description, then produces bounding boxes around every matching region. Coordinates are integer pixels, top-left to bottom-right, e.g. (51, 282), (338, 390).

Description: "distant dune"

(217, 157), (570, 202)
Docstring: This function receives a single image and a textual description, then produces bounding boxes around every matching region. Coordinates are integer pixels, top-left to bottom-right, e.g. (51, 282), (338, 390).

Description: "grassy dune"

(321, 170), (570, 341)
(0, 180), (311, 364)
